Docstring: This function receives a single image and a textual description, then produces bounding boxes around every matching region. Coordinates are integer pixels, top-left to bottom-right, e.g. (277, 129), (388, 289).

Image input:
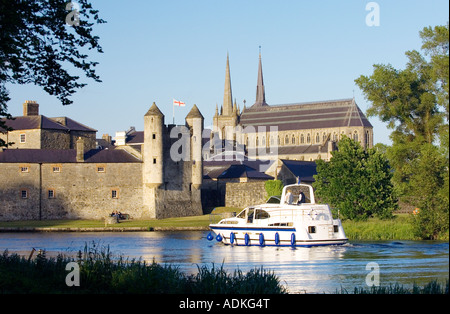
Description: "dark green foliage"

(0, 0), (105, 146)
(313, 136), (397, 221)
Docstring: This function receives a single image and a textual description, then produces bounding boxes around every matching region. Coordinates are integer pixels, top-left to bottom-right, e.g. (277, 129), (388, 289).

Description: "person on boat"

(285, 189), (293, 204)
(297, 191), (306, 204)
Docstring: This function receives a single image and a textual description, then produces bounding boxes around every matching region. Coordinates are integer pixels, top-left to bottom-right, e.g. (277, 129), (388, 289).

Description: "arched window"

(277, 136), (281, 145)
(300, 134), (305, 144)
(315, 133), (320, 143)
(365, 130), (370, 147)
(256, 136), (259, 146)
(306, 133), (311, 143)
(262, 136), (265, 146)
(291, 135), (295, 145)
(285, 135), (289, 145)
(353, 131), (358, 142)
(322, 132), (327, 142)
(270, 136), (274, 146)
(333, 132), (338, 141)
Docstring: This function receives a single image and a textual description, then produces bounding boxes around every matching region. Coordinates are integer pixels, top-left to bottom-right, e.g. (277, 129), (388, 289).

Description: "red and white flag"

(173, 99), (186, 107)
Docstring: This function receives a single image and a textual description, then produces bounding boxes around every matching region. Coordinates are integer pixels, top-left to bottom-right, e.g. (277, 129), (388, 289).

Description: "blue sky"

(5, 0), (449, 145)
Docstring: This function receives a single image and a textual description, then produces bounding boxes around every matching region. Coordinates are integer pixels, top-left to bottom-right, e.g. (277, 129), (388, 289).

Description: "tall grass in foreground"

(337, 280), (449, 294)
(0, 242), (286, 294)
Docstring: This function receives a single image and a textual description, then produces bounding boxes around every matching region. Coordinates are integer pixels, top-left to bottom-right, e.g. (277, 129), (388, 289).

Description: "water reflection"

(0, 232), (448, 293)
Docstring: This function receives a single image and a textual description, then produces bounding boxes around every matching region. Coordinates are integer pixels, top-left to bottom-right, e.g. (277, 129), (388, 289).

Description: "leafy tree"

(355, 23), (449, 238)
(0, 0), (105, 146)
(264, 180), (283, 198)
(313, 136), (397, 221)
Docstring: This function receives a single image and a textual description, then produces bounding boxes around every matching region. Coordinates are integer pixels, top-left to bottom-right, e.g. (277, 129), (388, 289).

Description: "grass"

(0, 242), (287, 294)
(341, 214), (418, 240)
(0, 211), (446, 241)
(337, 280), (449, 294)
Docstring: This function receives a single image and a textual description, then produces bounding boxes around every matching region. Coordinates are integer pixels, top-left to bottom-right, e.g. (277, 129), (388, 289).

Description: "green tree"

(0, 0), (105, 146)
(264, 180), (283, 198)
(355, 23), (449, 239)
(313, 136), (397, 221)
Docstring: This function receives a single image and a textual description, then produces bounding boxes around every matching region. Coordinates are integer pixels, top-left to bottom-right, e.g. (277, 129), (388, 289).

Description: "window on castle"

(285, 135), (289, 145)
(323, 132), (327, 142)
(20, 166), (29, 173)
(261, 136), (265, 146)
(20, 133), (26, 143)
(152, 133), (156, 140)
(20, 190), (28, 199)
(307, 134), (311, 144)
(316, 133), (320, 143)
(111, 190), (119, 199)
(333, 132), (338, 141)
(300, 134), (304, 144)
(153, 158), (157, 164)
(270, 136), (274, 145)
(292, 135), (295, 145)
(353, 131), (359, 142)
(277, 136), (280, 145)
(366, 131), (370, 146)
(256, 136), (259, 146)
(97, 166), (105, 173)
(48, 189), (55, 199)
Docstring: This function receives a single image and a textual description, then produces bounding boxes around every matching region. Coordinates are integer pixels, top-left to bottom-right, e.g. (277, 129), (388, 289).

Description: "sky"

(5, 0), (449, 145)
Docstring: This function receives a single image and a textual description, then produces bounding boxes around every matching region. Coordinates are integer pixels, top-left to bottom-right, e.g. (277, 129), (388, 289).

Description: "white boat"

(208, 183), (348, 247)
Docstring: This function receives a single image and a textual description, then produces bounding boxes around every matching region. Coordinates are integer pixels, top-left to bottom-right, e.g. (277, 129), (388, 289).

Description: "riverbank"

(0, 212), (447, 240)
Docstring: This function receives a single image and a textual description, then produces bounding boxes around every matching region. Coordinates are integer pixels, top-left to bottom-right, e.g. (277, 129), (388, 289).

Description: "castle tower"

(143, 102), (164, 188)
(185, 104), (204, 190)
(142, 103), (164, 218)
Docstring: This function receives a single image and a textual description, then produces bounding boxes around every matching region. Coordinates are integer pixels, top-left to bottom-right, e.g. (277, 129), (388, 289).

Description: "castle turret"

(186, 104), (204, 190)
(143, 102), (164, 188)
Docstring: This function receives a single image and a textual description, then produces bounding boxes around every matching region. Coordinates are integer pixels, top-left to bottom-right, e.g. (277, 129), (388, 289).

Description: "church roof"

(241, 98), (372, 132)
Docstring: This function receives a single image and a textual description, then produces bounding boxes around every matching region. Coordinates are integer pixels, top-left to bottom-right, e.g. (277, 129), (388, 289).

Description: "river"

(0, 231), (448, 293)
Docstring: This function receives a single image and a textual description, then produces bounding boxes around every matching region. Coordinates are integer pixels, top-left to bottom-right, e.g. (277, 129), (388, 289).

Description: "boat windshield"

(236, 208), (247, 219)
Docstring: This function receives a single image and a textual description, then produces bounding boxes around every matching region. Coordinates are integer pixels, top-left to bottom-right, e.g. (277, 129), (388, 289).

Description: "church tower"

(213, 53), (240, 143)
(252, 51), (269, 108)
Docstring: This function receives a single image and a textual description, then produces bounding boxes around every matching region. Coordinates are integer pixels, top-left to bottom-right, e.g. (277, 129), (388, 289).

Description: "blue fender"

(244, 233), (250, 246)
(216, 234), (223, 242)
(275, 232), (280, 245)
(230, 232), (235, 244)
(259, 233), (264, 246)
(207, 232), (213, 241)
(291, 233), (296, 246)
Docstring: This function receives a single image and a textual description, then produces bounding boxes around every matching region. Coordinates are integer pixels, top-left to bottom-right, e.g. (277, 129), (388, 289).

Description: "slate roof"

(0, 148), (142, 163)
(281, 159), (317, 182)
(241, 98), (372, 132)
(216, 164), (273, 180)
(1, 115), (97, 132)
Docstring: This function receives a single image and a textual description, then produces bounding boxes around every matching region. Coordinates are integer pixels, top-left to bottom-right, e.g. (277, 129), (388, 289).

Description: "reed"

(0, 242), (287, 294)
(337, 280), (449, 294)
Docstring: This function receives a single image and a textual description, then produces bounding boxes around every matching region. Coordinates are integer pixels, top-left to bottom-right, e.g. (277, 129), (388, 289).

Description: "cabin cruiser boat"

(208, 183), (348, 247)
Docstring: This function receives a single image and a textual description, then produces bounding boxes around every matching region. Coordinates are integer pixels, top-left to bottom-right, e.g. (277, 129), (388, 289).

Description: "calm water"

(0, 231), (448, 293)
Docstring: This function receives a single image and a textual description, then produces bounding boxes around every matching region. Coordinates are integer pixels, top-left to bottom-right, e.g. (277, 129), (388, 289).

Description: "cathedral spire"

(253, 49), (268, 107)
(222, 52), (233, 116)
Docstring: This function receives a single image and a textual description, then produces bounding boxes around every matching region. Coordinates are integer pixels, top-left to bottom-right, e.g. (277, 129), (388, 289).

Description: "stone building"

(0, 102), (203, 221)
(212, 53), (374, 162)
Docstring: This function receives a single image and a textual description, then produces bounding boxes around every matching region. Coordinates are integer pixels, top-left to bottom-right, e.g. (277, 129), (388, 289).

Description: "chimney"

(23, 100), (39, 116)
(76, 137), (85, 162)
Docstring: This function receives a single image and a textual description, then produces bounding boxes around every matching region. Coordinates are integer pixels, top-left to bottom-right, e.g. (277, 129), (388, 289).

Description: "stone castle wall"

(225, 181), (268, 209)
(0, 162), (146, 221)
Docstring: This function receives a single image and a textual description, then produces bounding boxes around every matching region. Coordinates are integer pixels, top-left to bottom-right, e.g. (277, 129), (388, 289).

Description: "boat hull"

(209, 225), (348, 247)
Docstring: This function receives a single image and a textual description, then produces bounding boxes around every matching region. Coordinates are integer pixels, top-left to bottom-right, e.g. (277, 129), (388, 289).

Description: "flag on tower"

(173, 99), (186, 107)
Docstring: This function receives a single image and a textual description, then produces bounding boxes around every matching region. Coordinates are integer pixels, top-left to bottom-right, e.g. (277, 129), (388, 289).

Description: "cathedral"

(211, 53), (374, 162)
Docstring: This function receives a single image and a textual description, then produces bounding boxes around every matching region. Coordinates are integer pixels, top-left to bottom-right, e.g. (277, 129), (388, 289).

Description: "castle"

(0, 53), (374, 221)
(0, 101), (203, 221)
